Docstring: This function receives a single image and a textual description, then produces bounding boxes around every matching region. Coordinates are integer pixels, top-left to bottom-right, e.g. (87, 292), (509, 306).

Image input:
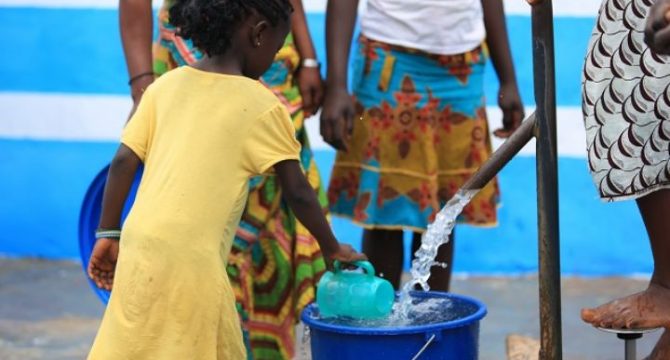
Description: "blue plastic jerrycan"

(316, 260), (395, 319)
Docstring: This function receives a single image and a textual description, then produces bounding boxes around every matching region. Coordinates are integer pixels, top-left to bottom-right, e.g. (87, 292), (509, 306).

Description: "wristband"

(95, 228), (121, 240)
(301, 58), (320, 68)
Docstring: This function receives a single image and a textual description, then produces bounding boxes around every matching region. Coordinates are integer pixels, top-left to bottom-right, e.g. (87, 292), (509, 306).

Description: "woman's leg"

(362, 229), (404, 289)
(581, 189), (670, 329)
(411, 232), (455, 292)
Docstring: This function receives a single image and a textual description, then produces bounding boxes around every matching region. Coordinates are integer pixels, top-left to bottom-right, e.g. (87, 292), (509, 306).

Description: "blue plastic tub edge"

(78, 164), (143, 304)
(78, 165), (111, 303)
(301, 291), (487, 336)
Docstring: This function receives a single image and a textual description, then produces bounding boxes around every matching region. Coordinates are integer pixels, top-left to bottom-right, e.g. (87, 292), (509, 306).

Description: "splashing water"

(397, 189), (480, 317)
(312, 296), (456, 328)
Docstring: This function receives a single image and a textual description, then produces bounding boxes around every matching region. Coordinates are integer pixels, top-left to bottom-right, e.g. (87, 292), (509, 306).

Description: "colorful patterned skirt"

(153, 5), (327, 359)
(328, 37), (500, 231)
(582, 0), (670, 201)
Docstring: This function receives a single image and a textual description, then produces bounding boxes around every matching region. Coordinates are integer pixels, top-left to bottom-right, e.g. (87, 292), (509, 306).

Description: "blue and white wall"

(0, 0), (653, 275)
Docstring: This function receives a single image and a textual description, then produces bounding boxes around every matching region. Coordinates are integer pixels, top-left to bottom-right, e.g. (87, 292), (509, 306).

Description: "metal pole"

(461, 113), (536, 191)
(529, 0), (562, 359)
(617, 332), (643, 360)
(624, 339), (636, 360)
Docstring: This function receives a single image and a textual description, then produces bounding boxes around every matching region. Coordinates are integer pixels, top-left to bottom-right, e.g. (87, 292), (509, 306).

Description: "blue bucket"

(301, 291), (486, 360)
(78, 165), (143, 303)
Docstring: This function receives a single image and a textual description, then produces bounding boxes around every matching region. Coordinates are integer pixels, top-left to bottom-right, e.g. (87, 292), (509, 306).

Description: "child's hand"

(493, 82), (524, 139)
(321, 86), (355, 151)
(87, 238), (119, 291)
(297, 66), (324, 117)
(327, 244), (367, 263)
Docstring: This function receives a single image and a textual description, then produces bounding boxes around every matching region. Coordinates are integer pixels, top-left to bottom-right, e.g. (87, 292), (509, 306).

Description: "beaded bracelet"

(95, 228), (121, 240)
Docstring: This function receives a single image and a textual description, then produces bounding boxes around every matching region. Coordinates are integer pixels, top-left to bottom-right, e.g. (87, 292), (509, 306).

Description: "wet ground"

(0, 258), (661, 359)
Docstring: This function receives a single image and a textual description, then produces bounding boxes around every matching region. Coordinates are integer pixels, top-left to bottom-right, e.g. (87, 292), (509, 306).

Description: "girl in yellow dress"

(86, 0), (365, 358)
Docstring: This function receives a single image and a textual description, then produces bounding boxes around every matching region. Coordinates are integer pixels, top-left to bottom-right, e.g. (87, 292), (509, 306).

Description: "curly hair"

(169, 0), (293, 56)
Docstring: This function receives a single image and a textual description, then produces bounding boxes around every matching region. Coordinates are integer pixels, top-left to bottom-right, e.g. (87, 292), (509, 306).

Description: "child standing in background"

(87, 0), (365, 358)
(321, 0), (524, 291)
(109, 0), (327, 357)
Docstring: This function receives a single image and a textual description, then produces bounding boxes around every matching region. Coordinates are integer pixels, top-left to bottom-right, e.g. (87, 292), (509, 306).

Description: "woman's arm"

(274, 160), (366, 263)
(481, 0), (524, 138)
(320, 0), (359, 151)
(290, 0), (324, 117)
(120, 0), (155, 116)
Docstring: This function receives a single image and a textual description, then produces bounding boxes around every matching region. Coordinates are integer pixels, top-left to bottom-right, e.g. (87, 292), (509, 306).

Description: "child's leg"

(581, 189), (670, 329)
(411, 232), (454, 292)
(362, 229), (404, 289)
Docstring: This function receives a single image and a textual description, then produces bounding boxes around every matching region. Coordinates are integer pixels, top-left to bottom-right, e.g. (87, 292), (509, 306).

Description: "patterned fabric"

(154, 4), (327, 359)
(582, 0), (670, 201)
(328, 37), (500, 232)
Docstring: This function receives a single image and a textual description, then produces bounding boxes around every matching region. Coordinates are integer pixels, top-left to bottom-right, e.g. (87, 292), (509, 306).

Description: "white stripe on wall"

(0, 0), (603, 17)
(0, 93), (129, 142)
(0, 0), (163, 8)
(0, 92), (586, 157)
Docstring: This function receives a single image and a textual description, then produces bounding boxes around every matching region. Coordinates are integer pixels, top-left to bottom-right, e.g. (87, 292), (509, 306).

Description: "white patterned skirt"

(582, 0), (670, 201)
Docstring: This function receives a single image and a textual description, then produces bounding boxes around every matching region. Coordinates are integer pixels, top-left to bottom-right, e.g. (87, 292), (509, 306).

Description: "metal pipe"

(624, 339), (636, 360)
(530, 0), (562, 359)
(461, 113), (536, 191)
(617, 332), (643, 360)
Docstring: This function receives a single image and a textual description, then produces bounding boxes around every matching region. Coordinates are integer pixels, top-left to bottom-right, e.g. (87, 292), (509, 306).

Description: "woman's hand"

(493, 82), (524, 139)
(320, 86), (355, 151)
(88, 238), (119, 291)
(645, 0), (670, 54)
(297, 66), (324, 117)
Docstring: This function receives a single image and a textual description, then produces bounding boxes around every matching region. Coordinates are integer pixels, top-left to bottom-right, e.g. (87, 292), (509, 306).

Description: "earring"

(256, 41), (261, 46)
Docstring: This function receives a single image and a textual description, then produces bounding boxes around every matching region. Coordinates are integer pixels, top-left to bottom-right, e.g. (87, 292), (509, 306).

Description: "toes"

(581, 308), (599, 323)
(626, 315), (644, 330)
(598, 310), (618, 328)
(609, 309), (633, 329)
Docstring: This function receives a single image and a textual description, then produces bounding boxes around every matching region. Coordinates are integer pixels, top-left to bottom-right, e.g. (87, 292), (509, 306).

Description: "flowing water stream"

(397, 189), (480, 318)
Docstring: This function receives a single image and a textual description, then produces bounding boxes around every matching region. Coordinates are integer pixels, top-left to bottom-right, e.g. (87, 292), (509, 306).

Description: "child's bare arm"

(99, 145), (142, 230)
(274, 160), (366, 263)
(88, 144), (142, 290)
(481, 0), (524, 138)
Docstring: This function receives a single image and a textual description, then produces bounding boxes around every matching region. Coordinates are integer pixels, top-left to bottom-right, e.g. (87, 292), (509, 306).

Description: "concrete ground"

(0, 258), (661, 360)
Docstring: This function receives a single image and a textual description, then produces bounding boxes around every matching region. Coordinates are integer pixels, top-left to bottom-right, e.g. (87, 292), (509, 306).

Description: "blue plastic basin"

(78, 165), (143, 303)
(301, 291), (486, 360)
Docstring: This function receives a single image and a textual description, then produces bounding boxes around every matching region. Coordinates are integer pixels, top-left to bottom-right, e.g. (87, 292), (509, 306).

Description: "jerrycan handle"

(333, 260), (376, 278)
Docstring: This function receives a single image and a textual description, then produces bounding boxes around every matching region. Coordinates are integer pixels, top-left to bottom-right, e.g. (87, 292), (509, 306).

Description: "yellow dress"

(88, 66), (301, 360)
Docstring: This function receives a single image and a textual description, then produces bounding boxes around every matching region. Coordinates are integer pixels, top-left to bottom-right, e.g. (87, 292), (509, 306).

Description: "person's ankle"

(649, 275), (670, 290)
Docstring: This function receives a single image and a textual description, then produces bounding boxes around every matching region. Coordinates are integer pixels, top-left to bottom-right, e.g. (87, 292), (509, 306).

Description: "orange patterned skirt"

(328, 37), (500, 231)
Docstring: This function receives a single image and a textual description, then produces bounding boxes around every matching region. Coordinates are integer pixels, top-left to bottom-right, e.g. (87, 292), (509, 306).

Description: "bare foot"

(581, 283), (670, 329)
(644, 329), (670, 360)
